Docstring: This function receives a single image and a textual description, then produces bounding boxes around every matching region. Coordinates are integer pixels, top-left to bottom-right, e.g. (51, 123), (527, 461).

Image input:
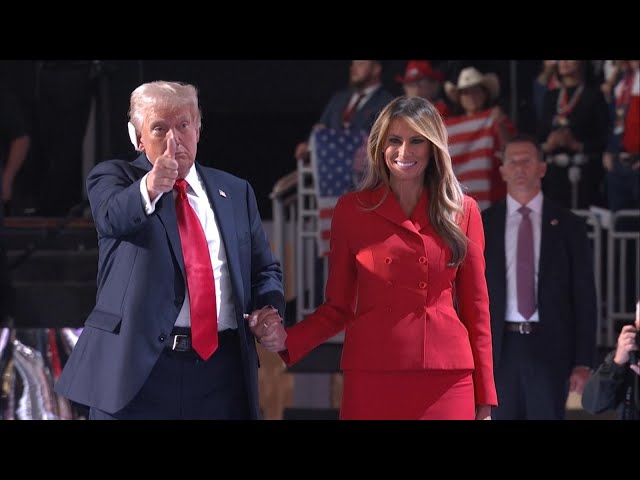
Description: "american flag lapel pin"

(550, 219), (559, 226)
(218, 189), (227, 198)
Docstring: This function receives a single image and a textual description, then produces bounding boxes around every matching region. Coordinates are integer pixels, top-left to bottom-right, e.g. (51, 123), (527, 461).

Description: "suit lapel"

(538, 198), (558, 283)
(485, 201), (507, 317)
(156, 193), (185, 274)
(494, 202), (507, 298)
(370, 186), (423, 235)
(196, 166), (242, 303)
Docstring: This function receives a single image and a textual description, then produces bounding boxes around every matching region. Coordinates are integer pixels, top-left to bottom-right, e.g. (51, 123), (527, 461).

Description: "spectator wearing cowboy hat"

(443, 66), (517, 210)
(396, 60), (448, 117)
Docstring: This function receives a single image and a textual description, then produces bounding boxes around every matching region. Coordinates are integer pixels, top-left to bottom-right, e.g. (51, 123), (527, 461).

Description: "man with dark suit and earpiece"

(54, 80), (284, 419)
(293, 60), (394, 162)
(482, 133), (597, 420)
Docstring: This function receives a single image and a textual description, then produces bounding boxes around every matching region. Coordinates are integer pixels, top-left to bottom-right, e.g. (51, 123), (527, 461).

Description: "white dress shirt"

(504, 191), (543, 322)
(140, 165), (237, 330)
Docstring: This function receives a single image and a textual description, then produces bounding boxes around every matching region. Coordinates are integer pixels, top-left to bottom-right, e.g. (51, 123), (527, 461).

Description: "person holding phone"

(582, 300), (640, 420)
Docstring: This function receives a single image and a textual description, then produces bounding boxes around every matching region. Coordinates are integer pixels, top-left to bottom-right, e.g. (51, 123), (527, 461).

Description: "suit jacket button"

(386, 281), (393, 287)
(418, 256), (427, 264)
(418, 281), (427, 289)
(158, 334), (166, 342)
(386, 306), (392, 313)
(134, 217), (141, 224)
(384, 257), (392, 264)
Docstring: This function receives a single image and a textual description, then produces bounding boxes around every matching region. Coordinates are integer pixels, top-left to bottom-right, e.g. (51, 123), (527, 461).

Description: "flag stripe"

(311, 128), (367, 257)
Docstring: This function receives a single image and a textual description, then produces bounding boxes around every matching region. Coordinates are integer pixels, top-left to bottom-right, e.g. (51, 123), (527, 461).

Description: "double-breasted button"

(418, 281), (427, 289)
(384, 257), (392, 264)
(418, 256), (427, 264)
(158, 334), (166, 342)
(133, 217), (141, 224)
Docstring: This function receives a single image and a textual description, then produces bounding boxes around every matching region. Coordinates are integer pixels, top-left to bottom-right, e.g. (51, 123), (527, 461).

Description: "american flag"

(446, 109), (514, 209)
(310, 127), (368, 257)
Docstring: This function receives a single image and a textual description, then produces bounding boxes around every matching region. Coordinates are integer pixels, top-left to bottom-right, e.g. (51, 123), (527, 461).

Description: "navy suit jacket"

(482, 196), (597, 379)
(318, 85), (395, 132)
(54, 154), (284, 417)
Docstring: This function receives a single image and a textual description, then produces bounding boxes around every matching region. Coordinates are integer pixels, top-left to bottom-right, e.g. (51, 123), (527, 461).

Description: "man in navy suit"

(482, 133), (597, 420)
(293, 60), (394, 161)
(54, 80), (285, 419)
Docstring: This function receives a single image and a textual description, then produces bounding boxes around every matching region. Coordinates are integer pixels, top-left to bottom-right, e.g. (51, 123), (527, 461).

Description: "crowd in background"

(0, 60), (638, 420)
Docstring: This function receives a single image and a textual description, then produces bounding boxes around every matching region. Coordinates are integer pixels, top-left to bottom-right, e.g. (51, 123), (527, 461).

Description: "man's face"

(403, 78), (439, 101)
(349, 60), (377, 89)
(139, 106), (199, 178)
(499, 141), (546, 196)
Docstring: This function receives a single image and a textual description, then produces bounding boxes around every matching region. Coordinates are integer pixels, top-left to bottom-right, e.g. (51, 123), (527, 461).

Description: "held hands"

(244, 306), (287, 352)
(146, 131), (179, 201)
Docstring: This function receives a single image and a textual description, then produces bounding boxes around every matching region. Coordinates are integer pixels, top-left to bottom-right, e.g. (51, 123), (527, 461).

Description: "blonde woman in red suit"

(249, 96), (497, 419)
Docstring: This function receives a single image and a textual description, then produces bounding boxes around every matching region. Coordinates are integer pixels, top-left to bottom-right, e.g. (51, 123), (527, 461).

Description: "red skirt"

(340, 369), (475, 420)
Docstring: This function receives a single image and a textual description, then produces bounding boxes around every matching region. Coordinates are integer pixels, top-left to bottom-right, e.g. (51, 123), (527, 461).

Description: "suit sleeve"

(581, 351), (627, 415)
(280, 196), (356, 365)
(317, 92), (343, 127)
(568, 214), (598, 368)
(246, 181), (285, 317)
(87, 161), (149, 239)
(455, 197), (498, 406)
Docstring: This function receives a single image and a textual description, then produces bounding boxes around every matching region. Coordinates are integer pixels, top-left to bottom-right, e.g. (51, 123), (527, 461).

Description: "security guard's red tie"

(174, 179), (218, 359)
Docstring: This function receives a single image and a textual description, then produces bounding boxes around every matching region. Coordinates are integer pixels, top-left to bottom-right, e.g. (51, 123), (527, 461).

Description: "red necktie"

(516, 205), (536, 320)
(174, 179), (218, 360)
(342, 92), (366, 127)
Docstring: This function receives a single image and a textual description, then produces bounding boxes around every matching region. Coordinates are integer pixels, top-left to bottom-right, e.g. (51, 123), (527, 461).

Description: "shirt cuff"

(140, 173), (164, 215)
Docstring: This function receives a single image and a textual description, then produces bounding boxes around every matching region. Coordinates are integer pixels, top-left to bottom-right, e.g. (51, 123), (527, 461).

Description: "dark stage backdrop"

(0, 60), (539, 219)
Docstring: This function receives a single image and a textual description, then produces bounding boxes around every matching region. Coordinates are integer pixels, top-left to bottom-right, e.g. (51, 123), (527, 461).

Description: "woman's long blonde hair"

(359, 96), (467, 267)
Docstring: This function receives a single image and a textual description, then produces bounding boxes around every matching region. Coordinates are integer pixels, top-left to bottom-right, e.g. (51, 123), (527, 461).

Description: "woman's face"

(459, 85), (487, 114)
(384, 117), (431, 188)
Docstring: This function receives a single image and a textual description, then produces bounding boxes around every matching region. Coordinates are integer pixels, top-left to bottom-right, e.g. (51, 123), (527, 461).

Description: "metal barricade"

(295, 156), (320, 322)
(269, 170), (298, 306)
(606, 209), (640, 346)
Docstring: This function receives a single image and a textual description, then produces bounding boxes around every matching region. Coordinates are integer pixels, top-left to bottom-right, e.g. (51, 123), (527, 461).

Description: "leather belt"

(169, 334), (192, 351)
(504, 321), (538, 334)
(166, 329), (238, 352)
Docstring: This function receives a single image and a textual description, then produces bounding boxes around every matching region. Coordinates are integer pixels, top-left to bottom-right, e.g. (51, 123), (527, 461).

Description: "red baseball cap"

(396, 60), (444, 83)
